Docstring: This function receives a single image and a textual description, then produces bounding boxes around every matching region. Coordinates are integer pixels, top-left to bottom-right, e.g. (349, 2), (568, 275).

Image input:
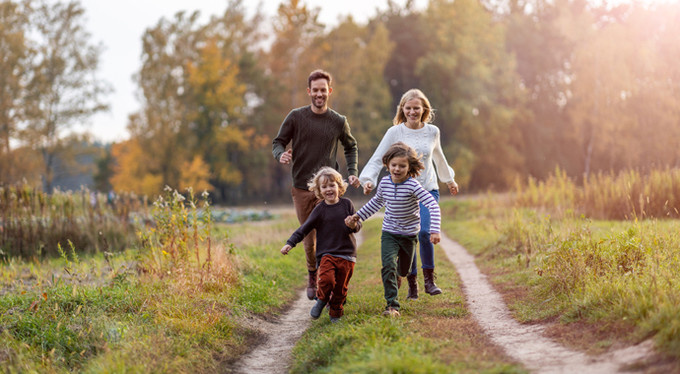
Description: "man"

(273, 69), (360, 300)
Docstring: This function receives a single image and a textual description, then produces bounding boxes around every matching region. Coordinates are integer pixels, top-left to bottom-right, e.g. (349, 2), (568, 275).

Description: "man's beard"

(312, 96), (326, 109)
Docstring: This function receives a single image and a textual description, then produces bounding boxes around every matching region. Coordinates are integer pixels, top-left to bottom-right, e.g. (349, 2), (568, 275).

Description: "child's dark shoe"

(406, 274), (419, 300)
(330, 316), (341, 323)
(310, 299), (328, 319)
(381, 307), (400, 317)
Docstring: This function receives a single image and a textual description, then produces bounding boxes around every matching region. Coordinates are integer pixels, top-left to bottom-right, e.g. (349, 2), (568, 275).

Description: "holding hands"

(345, 214), (360, 229)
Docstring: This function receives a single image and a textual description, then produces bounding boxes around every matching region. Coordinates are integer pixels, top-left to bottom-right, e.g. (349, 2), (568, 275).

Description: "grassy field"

(441, 196), (680, 368)
(0, 205), (303, 373)
(3, 186), (679, 372)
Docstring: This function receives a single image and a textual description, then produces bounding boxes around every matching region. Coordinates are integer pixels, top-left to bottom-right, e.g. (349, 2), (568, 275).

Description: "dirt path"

(231, 289), (313, 374)
(231, 233), (365, 374)
(231, 227), (653, 374)
(439, 233), (654, 374)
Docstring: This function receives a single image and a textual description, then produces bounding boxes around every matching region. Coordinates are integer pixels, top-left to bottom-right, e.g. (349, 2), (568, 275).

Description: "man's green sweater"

(272, 106), (358, 189)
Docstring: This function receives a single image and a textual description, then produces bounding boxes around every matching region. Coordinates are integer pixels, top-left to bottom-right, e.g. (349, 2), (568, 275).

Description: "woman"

(359, 88), (459, 299)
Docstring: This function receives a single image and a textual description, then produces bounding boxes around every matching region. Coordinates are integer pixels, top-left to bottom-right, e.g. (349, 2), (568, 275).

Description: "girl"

(346, 142), (441, 317)
(359, 88), (458, 299)
(281, 167), (361, 322)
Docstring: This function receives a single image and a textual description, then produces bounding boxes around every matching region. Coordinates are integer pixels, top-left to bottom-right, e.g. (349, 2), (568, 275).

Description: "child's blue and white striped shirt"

(356, 175), (440, 236)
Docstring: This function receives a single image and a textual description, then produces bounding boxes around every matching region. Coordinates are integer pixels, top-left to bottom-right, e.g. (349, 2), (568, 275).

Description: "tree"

(418, 0), (525, 189)
(0, 0), (31, 184)
(125, 10), (204, 194)
(185, 38), (247, 199)
(93, 144), (113, 192)
(264, 0), (325, 198)
(21, 0), (110, 192)
(379, 0), (428, 110)
(311, 17), (394, 167)
(268, 0), (324, 110)
(504, 0), (576, 179)
(114, 1), (269, 202)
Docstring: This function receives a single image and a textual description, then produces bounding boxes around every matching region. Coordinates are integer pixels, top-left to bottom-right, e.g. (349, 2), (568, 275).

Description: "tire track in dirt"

(231, 232), (364, 374)
(439, 233), (654, 374)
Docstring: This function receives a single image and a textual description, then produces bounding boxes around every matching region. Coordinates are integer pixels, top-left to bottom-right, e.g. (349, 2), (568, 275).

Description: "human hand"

(348, 175), (360, 188)
(279, 149), (292, 164)
(363, 182), (374, 195)
(281, 244), (292, 255)
(345, 214), (360, 228)
(447, 181), (459, 196)
(430, 232), (441, 244)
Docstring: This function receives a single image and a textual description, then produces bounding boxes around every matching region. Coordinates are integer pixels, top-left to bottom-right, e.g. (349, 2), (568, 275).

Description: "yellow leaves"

(179, 155), (213, 193)
(186, 38), (245, 115)
(110, 139), (164, 197)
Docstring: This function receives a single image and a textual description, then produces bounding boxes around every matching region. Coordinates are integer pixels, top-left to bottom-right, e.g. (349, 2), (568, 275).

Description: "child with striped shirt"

(345, 142), (441, 317)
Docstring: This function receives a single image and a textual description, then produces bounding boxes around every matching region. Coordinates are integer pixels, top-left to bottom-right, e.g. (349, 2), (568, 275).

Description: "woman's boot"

(406, 274), (419, 300)
(423, 269), (442, 295)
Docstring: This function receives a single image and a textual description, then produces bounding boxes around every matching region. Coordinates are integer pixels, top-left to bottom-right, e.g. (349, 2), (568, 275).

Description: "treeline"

(2, 0), (680, 204)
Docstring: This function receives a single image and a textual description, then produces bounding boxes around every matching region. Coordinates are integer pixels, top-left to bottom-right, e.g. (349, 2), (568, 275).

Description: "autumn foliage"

(3, 0), (680, 204)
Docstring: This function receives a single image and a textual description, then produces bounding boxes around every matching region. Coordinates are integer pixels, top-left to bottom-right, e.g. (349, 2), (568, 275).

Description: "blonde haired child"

(347, 142), (441, 317)
(281, 167), (361, 322)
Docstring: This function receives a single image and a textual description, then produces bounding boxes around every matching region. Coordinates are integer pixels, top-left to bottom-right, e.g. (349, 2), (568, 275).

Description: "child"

(281, 167), (362, 322)
(346, 142), (441, 317)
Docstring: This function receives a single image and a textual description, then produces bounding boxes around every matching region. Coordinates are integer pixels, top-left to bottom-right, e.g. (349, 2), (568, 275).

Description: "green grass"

(289, 217), (525, 374)
(440, 196), (680, 360)
(0, 212), (302, 373)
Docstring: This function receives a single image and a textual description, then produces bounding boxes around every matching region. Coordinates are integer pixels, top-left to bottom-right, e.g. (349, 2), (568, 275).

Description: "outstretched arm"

(280, 244), (293, 255)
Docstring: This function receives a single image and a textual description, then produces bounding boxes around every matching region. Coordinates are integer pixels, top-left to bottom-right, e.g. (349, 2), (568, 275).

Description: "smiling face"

(307, 78), (332, 112)
(319, 176), (340, 204)
(388, 156), (410, 184)
(402, 98), (424, 128)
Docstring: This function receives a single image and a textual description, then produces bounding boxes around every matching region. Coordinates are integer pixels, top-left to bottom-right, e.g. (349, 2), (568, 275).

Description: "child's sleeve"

(356, 181), (385, 221)
(414, 183), (441, 233)
(286, 205), (321, 247)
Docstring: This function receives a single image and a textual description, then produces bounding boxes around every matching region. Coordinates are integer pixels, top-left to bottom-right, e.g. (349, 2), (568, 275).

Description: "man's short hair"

(308, 69), (332, 88)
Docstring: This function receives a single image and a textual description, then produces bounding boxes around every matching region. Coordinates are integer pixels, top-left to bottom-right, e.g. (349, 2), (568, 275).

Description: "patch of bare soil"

(439, 233), (656, 374)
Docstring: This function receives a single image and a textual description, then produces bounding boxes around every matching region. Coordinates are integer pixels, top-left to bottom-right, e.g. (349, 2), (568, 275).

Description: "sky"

(75, 0), (425, 143)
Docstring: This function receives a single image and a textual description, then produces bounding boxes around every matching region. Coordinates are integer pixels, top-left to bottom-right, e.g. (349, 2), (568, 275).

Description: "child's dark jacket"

(286, 197), (361, 264)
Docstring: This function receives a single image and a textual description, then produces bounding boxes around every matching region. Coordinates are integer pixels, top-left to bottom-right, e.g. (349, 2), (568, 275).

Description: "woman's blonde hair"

(392, 88), (434, 125)
(307, 167), (348, 200)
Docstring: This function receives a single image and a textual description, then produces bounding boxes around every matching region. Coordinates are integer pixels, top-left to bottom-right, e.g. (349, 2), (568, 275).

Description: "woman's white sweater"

(359, 123), (455, 191)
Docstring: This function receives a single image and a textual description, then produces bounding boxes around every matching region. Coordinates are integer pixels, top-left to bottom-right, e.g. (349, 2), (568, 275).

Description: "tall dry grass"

(514, 167), (680, 219)
(0, 184), (144, 258)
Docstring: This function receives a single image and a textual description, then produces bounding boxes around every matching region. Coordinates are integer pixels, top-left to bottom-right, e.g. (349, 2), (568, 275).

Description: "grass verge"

(440, 196), (680, 371)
